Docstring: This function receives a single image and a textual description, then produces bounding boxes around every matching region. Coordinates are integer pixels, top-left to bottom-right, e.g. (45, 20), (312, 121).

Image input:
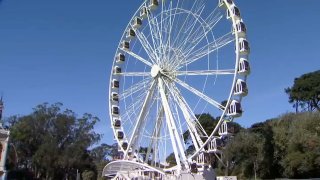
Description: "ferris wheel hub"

(151, 64), (161, 78)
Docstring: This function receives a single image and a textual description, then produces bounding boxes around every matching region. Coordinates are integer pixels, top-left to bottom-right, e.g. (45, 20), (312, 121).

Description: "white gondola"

(132, 17), (142, 29)
(195, 152), (210, 172)
(227, 5), (240, 20)
(239, 38), (250, 55)
(196, 152), (210, 165)
(112, 105), (120, 116)
(126, 29), (136, 39)
(111, 92), (119, 102)
(238, 58), (250, 75)
(120, 41), (130, 50)
(140, 7), (149, 19)
(113, 66), (121, 75)
(219, 0), (233, 8)
(227, 100), (242, 117)
(113, 119), (121, 129)
(218, 121), (234, 136)
(117, 130), (124, 140)
(149, 0), (159, 10)
(234, 79), (248, 96)
(112, 79), (120, 89)
(116, 53), (125, 64)
(207, 138), (223, 153)
(233, 20), (247, 37)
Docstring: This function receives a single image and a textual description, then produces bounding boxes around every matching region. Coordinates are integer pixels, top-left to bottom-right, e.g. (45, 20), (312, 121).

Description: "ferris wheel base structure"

(103, 160), (216, 180)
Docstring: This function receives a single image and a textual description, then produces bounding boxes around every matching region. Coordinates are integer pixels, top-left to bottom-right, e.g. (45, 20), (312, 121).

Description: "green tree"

(249, 120), (280, 178)
(219, 131), (265, 179)
(10, 103), (101, 179)
(273, 112), (320, 178)
(285, 70), (320, 112)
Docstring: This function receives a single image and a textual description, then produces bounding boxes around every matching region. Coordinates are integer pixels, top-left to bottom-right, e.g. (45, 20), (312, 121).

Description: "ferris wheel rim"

(108, 0), (249, 172)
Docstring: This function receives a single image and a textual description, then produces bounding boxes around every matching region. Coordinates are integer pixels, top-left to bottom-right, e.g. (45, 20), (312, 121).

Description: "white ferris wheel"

(104, 0), (250, 179)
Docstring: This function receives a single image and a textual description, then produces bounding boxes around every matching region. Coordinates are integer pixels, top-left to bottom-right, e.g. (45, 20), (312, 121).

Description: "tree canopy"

(9, 103), (102, 179)
(218, 112), (320, 179)
(285, 70), (320, 112)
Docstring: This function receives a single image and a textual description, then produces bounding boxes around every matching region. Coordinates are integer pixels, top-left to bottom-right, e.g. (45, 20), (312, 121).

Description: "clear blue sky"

(0, 0), (319, 145)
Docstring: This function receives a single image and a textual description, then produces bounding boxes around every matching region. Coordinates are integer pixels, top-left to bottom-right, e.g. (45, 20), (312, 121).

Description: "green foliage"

(90, 143), (115, 162)
(220, 112), (320, 179)
(82, 170), (96, 180)
(196, 113), (218, 135)
(285, 70), (320, 112)
(218, 131), (265, 179)
(183, 113), (217, 144)
(10, 103), (101, 179)
(166, 152), (176, 167)
(273, 112), (320, 178)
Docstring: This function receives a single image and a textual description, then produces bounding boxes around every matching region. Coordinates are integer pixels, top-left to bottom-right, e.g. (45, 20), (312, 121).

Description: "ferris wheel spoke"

(144, 106), (164, 164)
(171, 77), (225, 111)
(174, 6), (206, 52)
(181, 10), (223, 56)
(162, 1), (174, 65)
(153, 17), (164, 53)
(170, 92), (187, 147)
(147, 15), (161, 54)
(125, 80), (157, 157)
(122, 89), (149, 124)
(171, 11), (221, 68)
(121, 93), (146, 125)
(118, 72), (150, 77)
(163, 82), (206, 151)
(170, 1), (204, 50)
(171, 69), (235, 76)
(134, 29), (158, 64)
(159, 0), (178, 63)
(145, 8), (162, 62)
(170, 83), (209, 139)
(158, 77), (188, 169)
(125, 48), (153, 67)
(120, 78), (151, 100)
(180, 32), (235, 68)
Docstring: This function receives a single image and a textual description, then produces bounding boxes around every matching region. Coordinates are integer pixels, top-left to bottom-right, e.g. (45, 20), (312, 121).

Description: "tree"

(285, 70), (320, 112)
(10, 103), (101, 179)
(219, 131), (265, 179)
(249, 120), (280, 178)
(273, 112), (320, 178)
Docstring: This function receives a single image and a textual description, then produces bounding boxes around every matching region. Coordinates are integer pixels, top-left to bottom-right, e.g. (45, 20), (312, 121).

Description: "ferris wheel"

(104, 0), (250, 179)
